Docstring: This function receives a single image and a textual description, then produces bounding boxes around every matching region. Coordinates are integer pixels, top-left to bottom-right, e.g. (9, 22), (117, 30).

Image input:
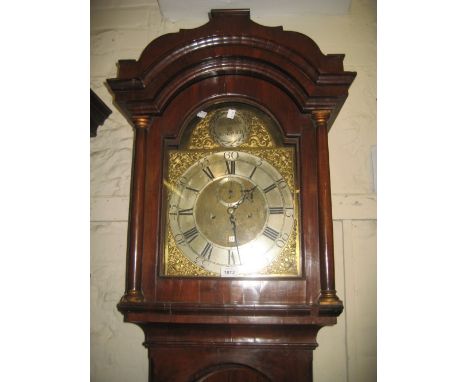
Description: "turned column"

(312, 110), (343, 312)
(121, 115), (151, 303)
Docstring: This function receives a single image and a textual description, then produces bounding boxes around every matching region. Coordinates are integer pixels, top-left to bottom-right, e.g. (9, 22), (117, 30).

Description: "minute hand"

(229, 213), (241, 262)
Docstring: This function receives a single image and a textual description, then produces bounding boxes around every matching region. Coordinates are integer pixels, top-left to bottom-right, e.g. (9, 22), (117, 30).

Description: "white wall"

(91, 0), (376, 381)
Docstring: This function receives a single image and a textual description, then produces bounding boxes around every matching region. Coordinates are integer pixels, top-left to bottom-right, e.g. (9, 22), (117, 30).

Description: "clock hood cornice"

(107, 9), (356, 128)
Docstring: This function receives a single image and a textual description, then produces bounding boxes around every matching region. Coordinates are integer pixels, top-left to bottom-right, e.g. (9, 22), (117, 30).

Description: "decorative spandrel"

(163, 104), (301, 278)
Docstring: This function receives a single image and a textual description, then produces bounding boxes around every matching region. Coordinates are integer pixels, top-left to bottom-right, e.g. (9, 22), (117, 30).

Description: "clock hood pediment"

(107, 9), (355, 126)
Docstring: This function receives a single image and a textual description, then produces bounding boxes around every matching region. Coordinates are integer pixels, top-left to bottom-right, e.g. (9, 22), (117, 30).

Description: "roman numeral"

(225, 160), (235, 175)
(285, 207), (294, 217)
(175, 234), (185, 245)
(263, 226), (280, 241)
(263, 183), (277, 193)
(183, 226), (198, 243)
(227, 249), (240, 265)
(178, 208), (193, 216)
(202, 166), (215, 180)
(200, 242), (213, 260)
(185, 186), (199, 193)
(249, 166), (257, 179)
(269, 207), (284, 214)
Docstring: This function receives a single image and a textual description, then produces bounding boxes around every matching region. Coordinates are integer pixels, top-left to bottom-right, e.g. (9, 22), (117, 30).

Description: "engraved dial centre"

(195, 176), (267, 247)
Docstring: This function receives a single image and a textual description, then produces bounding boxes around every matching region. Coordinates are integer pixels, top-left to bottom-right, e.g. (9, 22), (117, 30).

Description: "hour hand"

(228, 212), (241, 258)
(229, 212), (236, 227)
(233, 186), (257, 208)
(245, 185), (257, 201)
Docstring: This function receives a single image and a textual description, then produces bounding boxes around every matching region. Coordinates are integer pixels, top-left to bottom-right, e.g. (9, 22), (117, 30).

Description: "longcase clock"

(107, 9), (356, 381)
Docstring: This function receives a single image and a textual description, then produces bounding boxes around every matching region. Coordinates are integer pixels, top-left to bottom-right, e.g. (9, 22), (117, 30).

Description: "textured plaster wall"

(91, 0), (376, 381)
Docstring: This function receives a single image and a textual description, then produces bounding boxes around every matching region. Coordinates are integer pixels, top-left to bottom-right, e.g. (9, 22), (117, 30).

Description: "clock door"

(196, 366), (269, 382)
(162, 103), (300, 279)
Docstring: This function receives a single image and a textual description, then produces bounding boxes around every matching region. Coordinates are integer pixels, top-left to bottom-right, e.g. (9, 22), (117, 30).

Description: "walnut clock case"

(107, 9), (355, 382)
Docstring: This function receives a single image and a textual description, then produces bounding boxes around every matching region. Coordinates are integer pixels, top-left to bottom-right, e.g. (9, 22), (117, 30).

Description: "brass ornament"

(120, 289), (145, 303)
(167, 148), (295, 195)
(132, 115), (151, 129)
(188, 108), (275, 149)
(239, 115), (275, 148)
(166, 150), (210, 192)
(261, 222), (299, 275)
(187, 112), (219, 149)
(165, 229), (216, 277)
(311, 110), (331, 127)
(318, 290), (343, 305)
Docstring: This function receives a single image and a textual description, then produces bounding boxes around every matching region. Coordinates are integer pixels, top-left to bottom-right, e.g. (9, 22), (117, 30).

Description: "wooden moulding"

(90, 89), (111, 137)
(107, 9), (356, 127)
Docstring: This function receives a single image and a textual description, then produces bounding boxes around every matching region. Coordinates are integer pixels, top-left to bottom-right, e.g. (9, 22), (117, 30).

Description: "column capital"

(132, 115), (152, 129)
(311, 110), (331, 127)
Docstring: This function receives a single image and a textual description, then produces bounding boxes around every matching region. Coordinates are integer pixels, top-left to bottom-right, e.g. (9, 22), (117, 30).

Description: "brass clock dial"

(167, 151), (295, 276)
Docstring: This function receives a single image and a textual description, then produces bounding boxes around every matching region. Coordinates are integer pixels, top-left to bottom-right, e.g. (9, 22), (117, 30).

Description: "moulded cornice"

(107, 9), (356, 124)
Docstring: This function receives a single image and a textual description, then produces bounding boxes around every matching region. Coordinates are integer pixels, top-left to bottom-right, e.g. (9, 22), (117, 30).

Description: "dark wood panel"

(143, 323), (317, 381)
(149, 346), (313, 382)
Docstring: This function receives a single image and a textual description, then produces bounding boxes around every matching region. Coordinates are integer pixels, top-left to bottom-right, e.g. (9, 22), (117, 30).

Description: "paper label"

(226, 109), (236, 119)
(220, 266), (238, 277)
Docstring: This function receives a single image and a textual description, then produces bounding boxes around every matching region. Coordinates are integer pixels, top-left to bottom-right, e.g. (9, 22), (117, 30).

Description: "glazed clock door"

(162, 103), (301, 278)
